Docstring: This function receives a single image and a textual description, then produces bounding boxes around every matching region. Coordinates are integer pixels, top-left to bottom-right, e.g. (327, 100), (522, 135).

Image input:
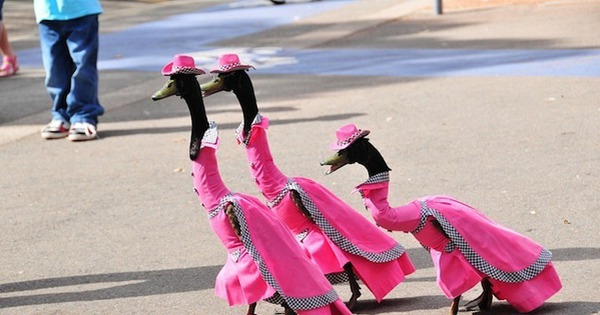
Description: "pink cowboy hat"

(210, 54), (254, 73)
(329, 124), (370, 150)
(161, 54), (206, 76)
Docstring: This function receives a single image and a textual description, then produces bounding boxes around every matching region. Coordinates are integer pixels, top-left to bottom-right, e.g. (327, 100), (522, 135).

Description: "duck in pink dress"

(201, 54), (416, 310)
(322, 124), (562, 314)
(152, 55), (353, 315)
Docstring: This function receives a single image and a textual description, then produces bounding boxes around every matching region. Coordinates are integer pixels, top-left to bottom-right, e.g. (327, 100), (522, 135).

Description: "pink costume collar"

(353, 171), (390, 194)
(235, 113), (267, 146)
(201, 121), (219, 149)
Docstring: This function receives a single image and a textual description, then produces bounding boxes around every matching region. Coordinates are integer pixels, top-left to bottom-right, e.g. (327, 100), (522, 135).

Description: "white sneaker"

(67, 122), (98, 141)
(41, 120), (71, 139)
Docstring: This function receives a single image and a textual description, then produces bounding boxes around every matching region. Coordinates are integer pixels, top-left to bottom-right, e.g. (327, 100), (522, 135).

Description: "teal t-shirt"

(33, 0), (103, 23)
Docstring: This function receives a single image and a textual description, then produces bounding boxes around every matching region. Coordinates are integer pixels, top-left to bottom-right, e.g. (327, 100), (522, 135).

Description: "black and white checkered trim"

(325, 271), (352, 285)
(207, 206), (221, 219)
(171, 66), (205, 75)
(264, 289), (339, 310)
(411, 208), (428, 235)
(264, 292), (285, 305)
(296, 229), (309, 242)
(200, 121), (219, 149)
(215, 62), (253, 73)
(416, 200), (552, 283)
(285, 289), (339, 310)
(268, 179), (406, 263)
(357, 172), (390, 218)
(335, 129), (370, 149)
(235, 113), (262, 147)
(206, 194), (282, 303)
(207, 192), (234, 220)
(230, 248), (242, 263)
(219, 194), (339, 310)
(293, 228), (353, 285)
(361, 172), (390, 185)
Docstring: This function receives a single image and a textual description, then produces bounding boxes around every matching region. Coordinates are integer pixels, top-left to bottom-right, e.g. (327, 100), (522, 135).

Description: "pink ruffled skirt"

(300, 226), (349, 275)
(214, 246), (276, 306)
(431, 248), (562, 313)
(301, 222), (415, 302)
(298, 299), (353, 315)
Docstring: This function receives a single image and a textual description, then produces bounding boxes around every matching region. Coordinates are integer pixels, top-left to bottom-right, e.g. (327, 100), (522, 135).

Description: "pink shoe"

(0, 56), (19, 77)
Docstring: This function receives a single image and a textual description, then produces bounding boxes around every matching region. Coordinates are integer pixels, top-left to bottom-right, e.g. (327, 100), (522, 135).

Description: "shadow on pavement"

(352, 295), (450, 314)
(470, 301), (600, 315)
(100, 112), (366, 139)
(0, 265), (221, 308)
(352, 296), (600, 315)
(1, 247), (598, 313)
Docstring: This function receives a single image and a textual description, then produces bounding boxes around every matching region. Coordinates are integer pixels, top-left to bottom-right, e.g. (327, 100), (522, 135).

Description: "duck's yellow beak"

(152, 79), (177, 101)
(200, 76), (225, 98)
(320, 151), (350, 175)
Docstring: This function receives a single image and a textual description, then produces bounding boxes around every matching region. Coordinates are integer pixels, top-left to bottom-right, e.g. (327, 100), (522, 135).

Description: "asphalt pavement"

(1, 0), (599, 314)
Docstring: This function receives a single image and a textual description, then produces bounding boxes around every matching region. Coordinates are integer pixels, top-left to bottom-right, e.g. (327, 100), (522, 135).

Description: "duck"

(321, 123), (563, 315)
(151, 54), (353, 315)
(199, 53), (416, 311)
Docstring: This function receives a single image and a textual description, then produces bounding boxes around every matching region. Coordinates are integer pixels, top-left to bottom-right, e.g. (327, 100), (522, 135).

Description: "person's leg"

(0, 23), (15, 58)
(39, 20), (74, 123)
(64, 14), (104, 126)
(39, 20), (76, 139)
(0, 1), (19, 76)
(0, 0), (12, 56)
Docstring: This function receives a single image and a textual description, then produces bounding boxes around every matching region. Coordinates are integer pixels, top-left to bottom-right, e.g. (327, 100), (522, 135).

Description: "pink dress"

(237, 114), (416, 302)
(192, 122), (352, 314)
(355, 172), (562, 313)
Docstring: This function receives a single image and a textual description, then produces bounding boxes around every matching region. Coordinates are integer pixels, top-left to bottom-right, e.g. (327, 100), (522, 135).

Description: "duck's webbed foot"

(343, 263), (362, 311)
(460, 278), (493, 311)
(449, 295), (461, 315)
(246, 302), (257, 315)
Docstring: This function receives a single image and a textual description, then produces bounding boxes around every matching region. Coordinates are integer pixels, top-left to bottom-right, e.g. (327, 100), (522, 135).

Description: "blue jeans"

(38, 14), (104, 125)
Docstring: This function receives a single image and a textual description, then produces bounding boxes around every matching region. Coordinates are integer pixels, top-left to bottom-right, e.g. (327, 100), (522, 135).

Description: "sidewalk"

(1, 1), (599, 314)
(2, 0), (221, 50)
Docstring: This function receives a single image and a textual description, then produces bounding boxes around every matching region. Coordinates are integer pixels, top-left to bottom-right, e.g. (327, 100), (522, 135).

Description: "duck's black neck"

(231, 71), (258, 135)
(357, 140), (392, 177)
(176, 75), (209, 160)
